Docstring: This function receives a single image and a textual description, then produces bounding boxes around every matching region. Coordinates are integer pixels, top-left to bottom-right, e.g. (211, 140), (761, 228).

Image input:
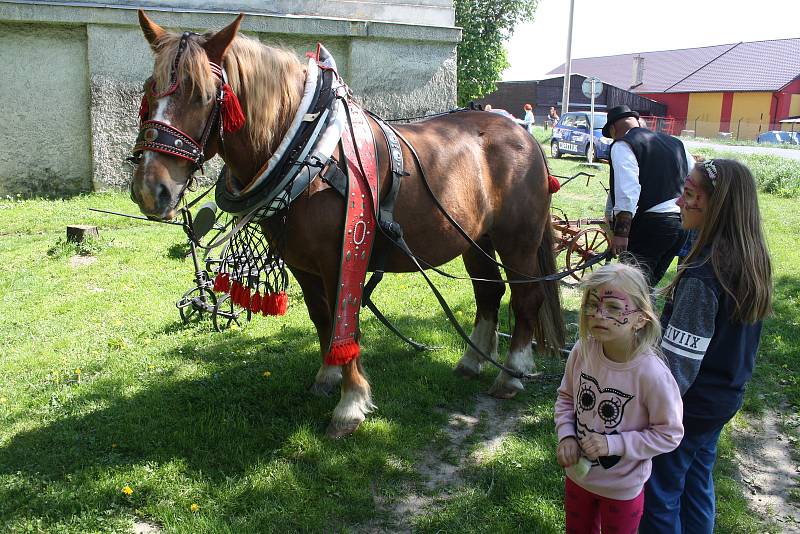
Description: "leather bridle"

(129, 32), (228, 194)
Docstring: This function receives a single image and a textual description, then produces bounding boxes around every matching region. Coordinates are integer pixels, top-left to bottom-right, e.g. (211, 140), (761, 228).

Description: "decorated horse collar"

(213, 44), (346, 218)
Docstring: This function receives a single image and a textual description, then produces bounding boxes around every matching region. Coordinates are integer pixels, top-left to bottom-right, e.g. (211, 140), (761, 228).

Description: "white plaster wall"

(0, 23), (92, 196)
(348, 38), (457, 118)
(87, 24), (155, 190)
(58, 0), (455, 26)
(0, 2), (459, 195)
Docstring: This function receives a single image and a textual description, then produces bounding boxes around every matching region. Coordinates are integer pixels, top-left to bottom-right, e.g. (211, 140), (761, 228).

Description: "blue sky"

(503, 0), (800, 81)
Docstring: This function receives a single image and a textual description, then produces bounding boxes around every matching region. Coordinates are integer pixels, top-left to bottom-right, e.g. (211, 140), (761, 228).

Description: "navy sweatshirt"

(660, 252), (763, 425)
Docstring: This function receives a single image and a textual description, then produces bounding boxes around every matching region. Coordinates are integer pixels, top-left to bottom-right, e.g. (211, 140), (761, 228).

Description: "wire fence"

(683, 118), (770, 141)
(638, 116), (796, 142)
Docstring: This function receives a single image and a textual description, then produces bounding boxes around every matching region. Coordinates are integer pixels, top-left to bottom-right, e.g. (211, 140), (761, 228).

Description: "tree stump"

(67, 225), (99, 243)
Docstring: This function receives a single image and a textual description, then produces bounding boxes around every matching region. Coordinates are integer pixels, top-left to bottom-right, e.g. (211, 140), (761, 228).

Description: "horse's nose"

(156, 183), (172, 211)
(144, 182), (176, 219)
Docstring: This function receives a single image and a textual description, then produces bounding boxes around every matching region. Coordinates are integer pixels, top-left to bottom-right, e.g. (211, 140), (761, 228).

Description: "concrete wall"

(0, 1), (458, 195)
(0, 22), (92, 196)
(48, 0), (455, 26)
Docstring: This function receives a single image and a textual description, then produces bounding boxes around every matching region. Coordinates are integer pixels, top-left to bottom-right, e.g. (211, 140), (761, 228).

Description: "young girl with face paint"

(641, 159), (773, 534)
(554, 263), (684, 534)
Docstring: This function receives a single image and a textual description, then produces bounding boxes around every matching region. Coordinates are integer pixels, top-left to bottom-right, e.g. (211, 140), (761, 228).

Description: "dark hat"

(602, 105), (640, 137)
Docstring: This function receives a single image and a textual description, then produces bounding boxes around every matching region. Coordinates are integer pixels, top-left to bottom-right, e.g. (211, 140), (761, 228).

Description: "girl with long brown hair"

(641, 159), (773, 533)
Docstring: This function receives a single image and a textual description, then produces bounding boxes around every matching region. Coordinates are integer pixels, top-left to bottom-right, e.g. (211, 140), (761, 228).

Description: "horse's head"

(130, 10), (243, 220)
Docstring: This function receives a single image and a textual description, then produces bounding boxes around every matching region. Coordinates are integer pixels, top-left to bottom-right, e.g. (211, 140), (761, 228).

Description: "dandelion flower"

(111, 443), (118, 449)
(263, 371), (272, 379)
(190, 503), (200, 512)
(122, 486), (133, 496)
(0, 397), (7, 404)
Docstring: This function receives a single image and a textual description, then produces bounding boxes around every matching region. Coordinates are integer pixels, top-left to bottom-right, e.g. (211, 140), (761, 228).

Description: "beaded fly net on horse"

(130, 11), (564, 438)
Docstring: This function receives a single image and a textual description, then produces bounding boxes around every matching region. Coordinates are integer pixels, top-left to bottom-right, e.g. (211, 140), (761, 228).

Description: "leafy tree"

(455, 0), (538, 106)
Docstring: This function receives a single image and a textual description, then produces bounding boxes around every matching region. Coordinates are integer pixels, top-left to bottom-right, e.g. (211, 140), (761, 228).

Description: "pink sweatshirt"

(554, 339), (684, 500)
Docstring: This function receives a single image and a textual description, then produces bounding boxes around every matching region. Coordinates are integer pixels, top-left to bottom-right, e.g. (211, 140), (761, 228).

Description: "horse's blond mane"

(152, 32), (305, 155)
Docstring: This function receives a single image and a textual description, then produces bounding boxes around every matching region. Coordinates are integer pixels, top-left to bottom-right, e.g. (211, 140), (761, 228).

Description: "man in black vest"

(603, 105), (694, 287)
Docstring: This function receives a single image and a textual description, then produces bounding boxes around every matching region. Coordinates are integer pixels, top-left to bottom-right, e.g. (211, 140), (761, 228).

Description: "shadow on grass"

(0, 303), (567, 531)
(166, 241), (191, 261)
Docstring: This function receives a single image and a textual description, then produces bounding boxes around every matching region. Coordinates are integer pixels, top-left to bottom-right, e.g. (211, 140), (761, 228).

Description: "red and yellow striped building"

(550, 38), (800, 140)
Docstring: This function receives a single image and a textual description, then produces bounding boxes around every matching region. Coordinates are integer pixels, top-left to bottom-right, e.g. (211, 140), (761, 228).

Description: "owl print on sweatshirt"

(575, 372), (634, 469)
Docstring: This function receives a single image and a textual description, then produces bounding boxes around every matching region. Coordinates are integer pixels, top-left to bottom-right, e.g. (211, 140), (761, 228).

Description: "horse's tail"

(531, 136), (565, 355)
(534, 221), (566, 355)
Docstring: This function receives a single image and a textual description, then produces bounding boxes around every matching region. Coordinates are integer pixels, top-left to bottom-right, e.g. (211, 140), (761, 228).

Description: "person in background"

(603, 105), (694, 287)
(547, 106), (560, 130)
(523, 103), (535, 135)
(555, 263), (683, 534)
(640, 159), (773, 534)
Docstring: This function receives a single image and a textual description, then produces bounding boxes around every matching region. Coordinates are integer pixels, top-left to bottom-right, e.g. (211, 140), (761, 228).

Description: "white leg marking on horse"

(310, 364), (342, 396)
(455, 317), (498, 376)
(490, 345), (533, 396)
(332, 385), (375, 426)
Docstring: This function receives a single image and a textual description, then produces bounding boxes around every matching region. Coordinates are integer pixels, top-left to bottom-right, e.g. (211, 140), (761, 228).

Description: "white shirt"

(606, 141), (695, 218)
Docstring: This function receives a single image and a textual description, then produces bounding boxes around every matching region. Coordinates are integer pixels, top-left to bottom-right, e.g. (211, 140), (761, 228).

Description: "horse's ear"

(204, 13), (244, 64)
(138, 10), (166, 48)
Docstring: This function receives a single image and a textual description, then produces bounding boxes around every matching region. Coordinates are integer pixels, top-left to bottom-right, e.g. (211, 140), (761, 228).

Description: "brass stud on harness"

(144, 128), (158, 142)
(174, 139), (184, 148)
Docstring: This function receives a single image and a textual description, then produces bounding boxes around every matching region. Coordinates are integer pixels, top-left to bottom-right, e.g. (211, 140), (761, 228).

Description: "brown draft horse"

(130, 12), (564, 438)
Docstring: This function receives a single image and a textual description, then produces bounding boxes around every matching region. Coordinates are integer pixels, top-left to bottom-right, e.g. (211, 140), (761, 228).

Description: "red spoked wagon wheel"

(550, 214), (569, 254)
(566, 227), (609, 281)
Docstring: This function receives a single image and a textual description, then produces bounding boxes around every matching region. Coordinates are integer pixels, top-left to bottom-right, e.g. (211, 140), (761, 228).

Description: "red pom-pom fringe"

(241, 286), (251, 309)
(213, 273), (230, 293)
(323, 339), (360, 366)
(548, 175), (561, 194)
(261, 291), (288, 316)
(139, 94), (149, 122)
(250, 291), (262, 313)
(230, 280), (243, 306)
(221, 84), (245, 134)
(274, 292), (288, 315)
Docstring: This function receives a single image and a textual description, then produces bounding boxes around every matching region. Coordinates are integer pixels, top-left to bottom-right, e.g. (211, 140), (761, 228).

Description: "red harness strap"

(323, 104), (379, 365)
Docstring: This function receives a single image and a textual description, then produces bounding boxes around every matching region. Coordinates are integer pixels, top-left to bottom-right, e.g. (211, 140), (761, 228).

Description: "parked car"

(550, 111), (612, 162)
(756, 130), (800, 145)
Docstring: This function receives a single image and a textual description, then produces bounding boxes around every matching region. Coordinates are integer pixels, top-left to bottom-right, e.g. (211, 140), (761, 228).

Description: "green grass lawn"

(0, 150), (796, 531)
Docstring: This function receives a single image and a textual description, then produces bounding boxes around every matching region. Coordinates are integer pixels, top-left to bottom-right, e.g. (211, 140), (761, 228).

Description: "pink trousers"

(564, 477), (644, 534)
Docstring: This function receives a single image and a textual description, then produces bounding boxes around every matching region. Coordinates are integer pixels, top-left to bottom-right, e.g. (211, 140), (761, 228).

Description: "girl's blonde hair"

(665, 159), (772, 323)
(578, 263), (662, 361)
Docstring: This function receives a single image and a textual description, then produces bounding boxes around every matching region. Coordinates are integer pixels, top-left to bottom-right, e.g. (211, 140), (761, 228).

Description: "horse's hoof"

(488, 377), (524, 399)
(454, 362), (480, 379)
(309, 381), (337, 397)
(325, 419), (361, 439)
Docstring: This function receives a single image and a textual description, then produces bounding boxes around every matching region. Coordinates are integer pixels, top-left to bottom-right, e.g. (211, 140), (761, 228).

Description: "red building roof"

(548, 37), (800, 93)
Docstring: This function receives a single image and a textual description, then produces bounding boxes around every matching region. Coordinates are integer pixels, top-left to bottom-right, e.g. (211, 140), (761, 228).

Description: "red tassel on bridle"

(139, 93), (149, 122)
(220, 83), (245, 134)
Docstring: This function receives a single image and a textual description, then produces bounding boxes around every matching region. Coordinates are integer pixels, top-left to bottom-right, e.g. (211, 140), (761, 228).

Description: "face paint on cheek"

(594, 288), (636, 326)
(600, 289), (634, 311)
(682, 178), (705, 212)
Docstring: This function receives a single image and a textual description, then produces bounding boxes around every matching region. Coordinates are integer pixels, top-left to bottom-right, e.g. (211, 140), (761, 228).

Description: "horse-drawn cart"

(550, 172), (611, 282)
